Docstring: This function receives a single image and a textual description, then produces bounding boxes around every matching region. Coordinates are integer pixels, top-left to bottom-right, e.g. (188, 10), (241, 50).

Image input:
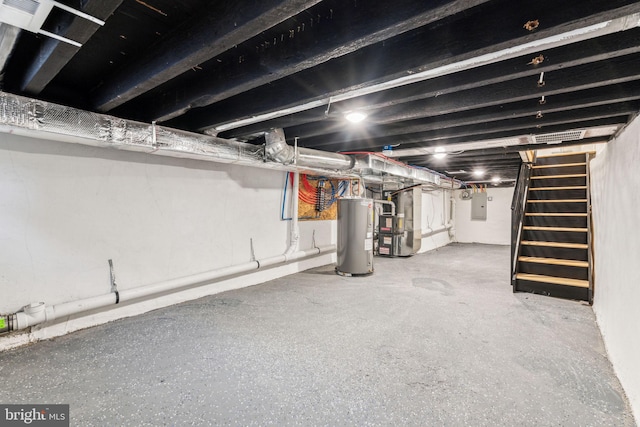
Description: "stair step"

(530, 174), (586, 179)
(523, 226), (587, 232)
(520, 244), (588, 261)
(532, 162), (586, 169)
(525, 213), (587, 217)
(521, 241), (588, 249)
(527, 199), (587, 203)
(529, 186), (587, 191)
(536, 151), (594, 158)
(535, 153), (590, 166)
(516, 273), (589, 288)
(518, 256), (589, 268)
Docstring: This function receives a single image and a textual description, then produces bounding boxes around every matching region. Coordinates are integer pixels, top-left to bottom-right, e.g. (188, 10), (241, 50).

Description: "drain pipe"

(422, 224), (453, 238)
(421, 189), (455, 239)
(0, 245), (335, 334)
(374, 200), (396, 216)
(285, 171), (300, 258)
(448, 192), (456, 239)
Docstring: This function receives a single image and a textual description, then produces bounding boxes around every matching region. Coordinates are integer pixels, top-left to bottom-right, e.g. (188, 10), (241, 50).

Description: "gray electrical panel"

(471, 192), (487, 220)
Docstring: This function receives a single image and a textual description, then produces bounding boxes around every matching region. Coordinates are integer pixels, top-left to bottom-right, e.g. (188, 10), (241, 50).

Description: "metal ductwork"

(264, 128), (354, 170)
(0, 91), (459, 188)
(264, 128), (459, 188)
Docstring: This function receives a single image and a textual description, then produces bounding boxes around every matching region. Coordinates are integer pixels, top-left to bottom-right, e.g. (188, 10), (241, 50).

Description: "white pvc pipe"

(449, 194), (456, 239)
(422, 224), (453, 238)
(11, 244), (335, 331)
(374, 200), (396, 216)
(285, 171), (300, 257)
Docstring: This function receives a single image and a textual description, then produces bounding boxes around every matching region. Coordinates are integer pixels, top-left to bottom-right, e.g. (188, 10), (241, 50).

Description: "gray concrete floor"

(0, 243), (635, 426)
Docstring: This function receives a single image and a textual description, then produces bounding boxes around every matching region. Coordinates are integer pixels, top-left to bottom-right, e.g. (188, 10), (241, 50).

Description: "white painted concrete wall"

(0, 134), (335, 350)
(418, 189), (453, 253)
(590, 115), (640, 421)
(454, 186), (514, 245)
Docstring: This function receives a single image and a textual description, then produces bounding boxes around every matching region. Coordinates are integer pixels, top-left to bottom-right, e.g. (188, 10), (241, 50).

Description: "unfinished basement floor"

(0, 243), (635, 426)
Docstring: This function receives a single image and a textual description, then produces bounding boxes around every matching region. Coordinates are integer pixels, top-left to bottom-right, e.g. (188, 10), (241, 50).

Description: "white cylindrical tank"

(336, 198), (374, 276)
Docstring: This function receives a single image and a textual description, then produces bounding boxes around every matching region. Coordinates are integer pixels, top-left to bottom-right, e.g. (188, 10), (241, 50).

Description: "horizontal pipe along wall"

(0, 133), (335, 350)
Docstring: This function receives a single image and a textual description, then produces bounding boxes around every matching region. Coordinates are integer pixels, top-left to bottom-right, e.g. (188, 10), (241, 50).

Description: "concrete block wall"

(419, 189), (454, 253)
(454, 186), (514, 245)
(590, 115), (640, 421)
(0, 134), (335, 350)
(0, 133), (454, 350)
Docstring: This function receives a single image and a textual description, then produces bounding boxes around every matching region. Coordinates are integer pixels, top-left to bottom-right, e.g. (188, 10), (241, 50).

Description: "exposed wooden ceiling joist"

(92, 0), (323, 112)
(20, 0), (124, 95)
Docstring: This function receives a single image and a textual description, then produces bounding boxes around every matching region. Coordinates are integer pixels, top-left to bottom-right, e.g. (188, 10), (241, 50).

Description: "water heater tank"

(336, 198), (374, 276)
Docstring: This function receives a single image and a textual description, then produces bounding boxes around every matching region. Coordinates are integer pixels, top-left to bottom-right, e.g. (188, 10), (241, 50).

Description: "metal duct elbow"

(264, 128), (295, 164)
(264, 128), (354, 170)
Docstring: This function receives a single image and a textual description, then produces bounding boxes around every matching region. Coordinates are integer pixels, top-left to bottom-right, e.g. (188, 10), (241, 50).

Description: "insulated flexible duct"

(0, 92), (455, 187)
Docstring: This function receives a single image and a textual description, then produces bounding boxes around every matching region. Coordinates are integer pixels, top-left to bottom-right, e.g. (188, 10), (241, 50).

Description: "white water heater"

(336, 198), (374, 276)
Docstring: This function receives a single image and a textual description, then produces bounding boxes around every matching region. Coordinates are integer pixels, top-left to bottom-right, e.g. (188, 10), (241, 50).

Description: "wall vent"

(534, 130), (586, 145)
(0, 0), (104, 46)
(3, 0), (39, 15)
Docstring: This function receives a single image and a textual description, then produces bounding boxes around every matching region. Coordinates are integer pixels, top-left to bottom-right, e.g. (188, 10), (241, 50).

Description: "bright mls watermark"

(1, 405), (69, 426)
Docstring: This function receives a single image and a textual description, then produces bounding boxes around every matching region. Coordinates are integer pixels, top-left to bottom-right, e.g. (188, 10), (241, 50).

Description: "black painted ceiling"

(2, 0), (640, 184)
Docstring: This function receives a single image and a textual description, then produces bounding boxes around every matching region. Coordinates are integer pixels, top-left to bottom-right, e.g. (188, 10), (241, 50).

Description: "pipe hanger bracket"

(108, 259), (120, 304)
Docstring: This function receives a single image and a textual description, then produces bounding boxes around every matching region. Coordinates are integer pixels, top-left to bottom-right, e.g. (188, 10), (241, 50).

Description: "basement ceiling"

(1, 0), (639, 184)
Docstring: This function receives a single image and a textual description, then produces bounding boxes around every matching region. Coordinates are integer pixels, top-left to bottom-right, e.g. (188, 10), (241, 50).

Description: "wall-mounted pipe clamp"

(109, 259), (120, 304)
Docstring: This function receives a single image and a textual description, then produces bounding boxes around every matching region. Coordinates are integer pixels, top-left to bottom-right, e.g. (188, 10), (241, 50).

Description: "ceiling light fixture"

(473, 169), (486, 177)
(345, 111), (367, 123)
(433, 147), (447, 159)
(491, 176), (501, 183)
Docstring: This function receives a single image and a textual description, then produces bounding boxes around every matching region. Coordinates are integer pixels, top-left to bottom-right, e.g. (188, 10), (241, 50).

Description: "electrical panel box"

(471, 192), (487, 220)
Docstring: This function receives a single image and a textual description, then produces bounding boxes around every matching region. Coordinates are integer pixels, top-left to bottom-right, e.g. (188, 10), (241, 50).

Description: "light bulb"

(345, 112), (367, 123)
(433, 146), (447, 159)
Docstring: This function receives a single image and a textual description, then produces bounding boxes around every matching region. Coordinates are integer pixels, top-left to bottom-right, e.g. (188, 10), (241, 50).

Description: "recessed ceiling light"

(491, 176), (501, 183)
(433, 146), (447, 159)
(473, 169), (486, 177)
(345, 111), (367, 123)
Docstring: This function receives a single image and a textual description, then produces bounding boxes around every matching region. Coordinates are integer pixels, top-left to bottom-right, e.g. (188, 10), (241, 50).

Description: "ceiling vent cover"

(0, 0), (104, 46)
(3, 0), (39, 14)
(534, 130), (586, 145)
(0, 0), (51, 33)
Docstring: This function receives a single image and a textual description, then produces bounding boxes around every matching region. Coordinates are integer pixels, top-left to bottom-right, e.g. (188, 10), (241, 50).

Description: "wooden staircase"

(514, 152), (593, 302)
